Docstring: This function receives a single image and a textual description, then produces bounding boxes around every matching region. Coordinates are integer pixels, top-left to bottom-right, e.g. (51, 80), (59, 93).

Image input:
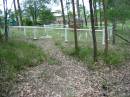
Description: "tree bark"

(72, 0), (79, 53)
(13, 0), (19, 25)
(99, 0), (102, 27)
(103, 0), (108, 56)
(89, 0), (97, 62)
(17, 0), (23, 26)
(3, 0), (8, 41)
(112, 20), (116, 44)
(93, 0), (98, 27)
(66, 0), (70, 26)
(60, 0), (66, 27)
(82, 0), (87, 27)
(76, 0), (80, 19)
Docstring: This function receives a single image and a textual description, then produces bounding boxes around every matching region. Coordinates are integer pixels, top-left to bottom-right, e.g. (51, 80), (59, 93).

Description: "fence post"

(65, 25), (68, 42)
(102, 29), (105, 45)
(33, 28), (37, 39)
(24, 27), (27, 38)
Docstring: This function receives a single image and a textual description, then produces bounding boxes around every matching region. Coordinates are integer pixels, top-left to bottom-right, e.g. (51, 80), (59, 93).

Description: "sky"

(0, 0), (90, 12)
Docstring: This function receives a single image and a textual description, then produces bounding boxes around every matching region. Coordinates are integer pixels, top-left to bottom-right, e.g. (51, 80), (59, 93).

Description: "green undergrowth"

(0, 39), (46, 97)
(55, 41), (130, 70)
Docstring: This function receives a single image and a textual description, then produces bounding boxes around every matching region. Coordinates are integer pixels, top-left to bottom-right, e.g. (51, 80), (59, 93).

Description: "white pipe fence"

(9, 25), (112, 45)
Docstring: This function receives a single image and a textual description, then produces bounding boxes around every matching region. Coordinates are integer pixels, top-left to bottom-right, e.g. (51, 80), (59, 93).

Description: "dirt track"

(10, 39), (130, 97)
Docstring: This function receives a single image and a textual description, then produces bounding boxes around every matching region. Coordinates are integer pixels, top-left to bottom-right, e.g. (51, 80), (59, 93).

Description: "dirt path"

(10, 39), (130, 97)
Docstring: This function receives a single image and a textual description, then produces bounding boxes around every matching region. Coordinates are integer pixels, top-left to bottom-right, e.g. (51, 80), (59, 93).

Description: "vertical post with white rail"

(64, 25), (68, 42)
(102, 28), (105, 45)
(33, 28), (37, 39)
(24, 27), (27, 38)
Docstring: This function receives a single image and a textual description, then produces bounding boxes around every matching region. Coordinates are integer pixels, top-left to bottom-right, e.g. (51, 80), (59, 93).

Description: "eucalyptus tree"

(103, 0), (108, 56)
(89, 0), (97, 62)
(13, 0), (19, 25)
(17, 0), (23, 25)
(23, 0), (54, 25)
(3, 0), (8, 41)
(76, 0), (80, 19)
(82, 0), (87, 27)
(99, 0), (102, 27)
(72, 0), (79, 53)
(93, 0), (98, 26)
(60, 0), (66, 27)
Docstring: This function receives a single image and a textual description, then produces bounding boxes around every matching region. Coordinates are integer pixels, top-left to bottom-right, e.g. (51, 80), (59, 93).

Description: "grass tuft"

(0, 40), (46, 97)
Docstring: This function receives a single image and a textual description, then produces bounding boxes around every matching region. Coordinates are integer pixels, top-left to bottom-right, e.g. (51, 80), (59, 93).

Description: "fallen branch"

(115, 33), (130, 43)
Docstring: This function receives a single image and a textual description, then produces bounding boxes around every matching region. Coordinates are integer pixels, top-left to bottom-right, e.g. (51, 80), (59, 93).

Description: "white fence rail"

(9, 25), (112, 45)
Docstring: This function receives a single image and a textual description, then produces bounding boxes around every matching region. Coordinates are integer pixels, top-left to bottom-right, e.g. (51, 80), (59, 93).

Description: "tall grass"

(0, 40), (46, 97)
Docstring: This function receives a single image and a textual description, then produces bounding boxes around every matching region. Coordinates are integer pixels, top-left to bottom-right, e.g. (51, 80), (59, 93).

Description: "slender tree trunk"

(82, 0), (87, 27)
(76, 0), (80, 19)
(60, 0), (66, 27)
(103, 0), (108, 56)
(3, 0), (8, 41)
(66, 0), (70, 26)
(34, 1), (37, 25)
(72, 0), (79, 53)
(99, 0), (102, 27)
(17, 0), (23, 26)
(89, 0), (97, 62)
(13, 0), (19, 25)
(112, 20), (116, 44)
(93, 0), (98, 27)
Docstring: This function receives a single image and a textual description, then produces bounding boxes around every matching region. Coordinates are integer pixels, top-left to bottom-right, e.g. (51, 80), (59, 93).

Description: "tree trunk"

(112, 20), (116, 44)
(3, 0), (8, 41)
(103, 0), (108, 56)
(13, 0), (19, 25)
(66, 0), (70, 26)
(93, 0), (98, 27)
(72, 0), (79, 53)
(89, 0), (97, 62)
(33, 1), (37, 25)
(82, 0), (87, 27)
(99, 0), (102, 27)
(17, 0), (23, 26)
(76, 0), (80, 19)
(60, 0), (66, 27)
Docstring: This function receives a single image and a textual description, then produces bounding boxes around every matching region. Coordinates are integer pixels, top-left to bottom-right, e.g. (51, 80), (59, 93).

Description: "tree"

(89, 0), (97, 62)
(103, 0), (108, 56)
(17, 0), (23, 25)
(107, 0), (130, 44)
(82, 0), (87, 27)
(93, 0), (98, 27)
(60, 0), (66, 27)
(76, 0), (80, 19)
(13, 0), (19, 25)
(66, 0), (71, 26)
(3, 0), (8, 41)
(39, 9), (55, 24)
(72, 0), (79, 53)
(23, 0), (54, 25)
(99, 0), (102, 27)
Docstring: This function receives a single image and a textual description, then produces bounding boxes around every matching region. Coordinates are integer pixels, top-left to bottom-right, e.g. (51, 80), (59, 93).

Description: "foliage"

(107, 0), (130, 23)
(39, 9), (55, 24)
(23, 17), (33, 26)
(23, 0), (55, 25)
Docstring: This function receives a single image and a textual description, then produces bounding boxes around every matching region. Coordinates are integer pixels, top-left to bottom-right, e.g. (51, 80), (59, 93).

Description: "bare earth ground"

(10, 39), (130, 97)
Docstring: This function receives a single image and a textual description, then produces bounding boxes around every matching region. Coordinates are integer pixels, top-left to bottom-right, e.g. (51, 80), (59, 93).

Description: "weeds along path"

(10, 39), (130, 97)
(10, 39), (103, 97)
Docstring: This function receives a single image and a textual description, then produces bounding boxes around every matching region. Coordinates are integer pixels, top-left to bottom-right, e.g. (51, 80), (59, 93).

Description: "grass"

(56, 40), (130, 70)
(0, 39), (46, 97)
